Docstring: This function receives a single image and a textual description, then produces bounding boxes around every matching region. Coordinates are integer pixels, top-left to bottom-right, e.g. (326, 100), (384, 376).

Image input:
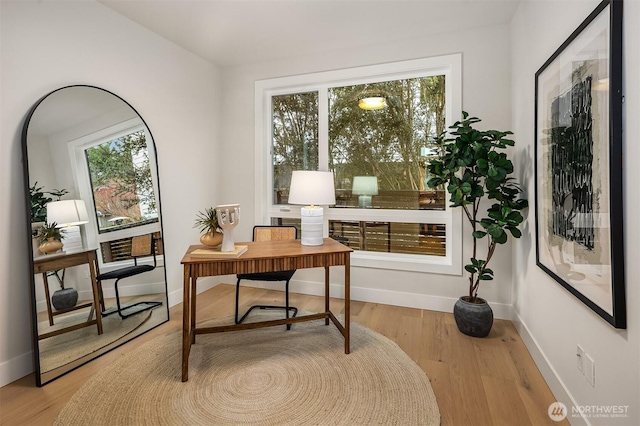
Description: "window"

(70, 118), (162, 265)
(84, 128), (158, 233)
(256, 55), (462, 274)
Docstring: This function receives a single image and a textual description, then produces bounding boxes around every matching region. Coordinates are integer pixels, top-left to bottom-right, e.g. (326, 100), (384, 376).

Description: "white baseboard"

(512, 311), (587, 426)
(237, 278), (515, 320)
(0, 350), (33, 388)
(35, 282), (166, 314)
(91, 281), (166, 300)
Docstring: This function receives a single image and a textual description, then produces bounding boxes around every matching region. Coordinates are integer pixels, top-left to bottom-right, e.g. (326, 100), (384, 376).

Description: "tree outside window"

(85, 130), (158, 233)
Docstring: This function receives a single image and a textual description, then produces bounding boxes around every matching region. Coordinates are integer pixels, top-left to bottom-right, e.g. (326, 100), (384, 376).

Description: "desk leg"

(325, 266), (330, 326)
(182, 265), (191, 382)
(190, 274), (197, 345)
(42, 273), (54, 326)
(88, 252), (103, 335)
(345, 255), (350, 354)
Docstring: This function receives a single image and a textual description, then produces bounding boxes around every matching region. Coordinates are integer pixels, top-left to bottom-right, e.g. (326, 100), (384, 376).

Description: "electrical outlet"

(585, 354), (595, 387)
(576, 345), (585, 374)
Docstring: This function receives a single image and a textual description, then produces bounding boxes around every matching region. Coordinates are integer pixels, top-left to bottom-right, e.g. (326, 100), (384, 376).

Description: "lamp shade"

(288, 171), (336, 206)
(358, 96), (386, 110)
(351, 176), (379, 196)
(47, 200), (89, 227)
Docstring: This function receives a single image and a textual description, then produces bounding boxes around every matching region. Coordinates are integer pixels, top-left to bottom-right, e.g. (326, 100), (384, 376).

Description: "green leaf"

(471, 184), (484, 198)
(472, 230), (487, 239)
(494, 230), (508, 244)
(508, 227), (522, 238)
(479, 218), (494, 229)
(471, 258), (486, 268)
(487, 224), (503, 238)
(506, 211), (523, 224)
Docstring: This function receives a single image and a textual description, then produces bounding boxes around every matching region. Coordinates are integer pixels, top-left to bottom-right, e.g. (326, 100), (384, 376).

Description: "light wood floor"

(0, 284), (567, 426)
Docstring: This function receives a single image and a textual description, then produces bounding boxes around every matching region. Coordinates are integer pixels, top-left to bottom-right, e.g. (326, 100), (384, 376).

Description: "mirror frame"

(21, 85), (170, 386)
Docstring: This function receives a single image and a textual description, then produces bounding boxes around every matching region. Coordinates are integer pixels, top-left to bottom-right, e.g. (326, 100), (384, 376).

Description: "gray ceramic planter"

(453, 296), (493, 338)
(52, 288), (78, 311)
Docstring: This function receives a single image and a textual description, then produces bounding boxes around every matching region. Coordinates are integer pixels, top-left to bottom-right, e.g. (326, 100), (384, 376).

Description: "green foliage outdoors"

(271, 76), (446, 194)
(427, 112), (528, 301)
(330, 77), (445, 191)
(85, 130), (156, 216)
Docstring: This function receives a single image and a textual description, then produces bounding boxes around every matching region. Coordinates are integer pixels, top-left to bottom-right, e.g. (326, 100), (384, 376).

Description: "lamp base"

(358, 195), (372, 208)
(300, 206), (324, 246)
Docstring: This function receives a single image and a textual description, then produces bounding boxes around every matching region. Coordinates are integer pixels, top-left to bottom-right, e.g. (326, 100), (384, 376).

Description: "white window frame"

(255, 54), (462, 274)
(68, 117), (163, 270)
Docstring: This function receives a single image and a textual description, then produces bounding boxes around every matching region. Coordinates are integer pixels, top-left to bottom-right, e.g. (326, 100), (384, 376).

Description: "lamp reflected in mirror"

(352, 176), (379, 208)
(47, 199), (89, 252)
(358, 96), (386, 110)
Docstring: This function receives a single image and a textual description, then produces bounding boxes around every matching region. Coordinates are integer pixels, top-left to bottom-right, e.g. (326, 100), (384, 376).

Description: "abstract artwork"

(534, 0), (625, 328)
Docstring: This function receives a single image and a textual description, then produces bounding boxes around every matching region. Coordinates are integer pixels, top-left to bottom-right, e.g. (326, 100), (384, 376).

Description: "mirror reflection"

(23, 85), (169, 386)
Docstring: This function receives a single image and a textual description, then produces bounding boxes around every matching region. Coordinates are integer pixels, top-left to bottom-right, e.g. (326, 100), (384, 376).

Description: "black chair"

(235, 225), (298, 329)
(97, 234), (163, 319)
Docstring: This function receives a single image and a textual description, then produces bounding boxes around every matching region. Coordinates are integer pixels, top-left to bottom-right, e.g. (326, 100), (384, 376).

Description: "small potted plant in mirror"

(36, 222), (66, 255)
(427, 112), (528, 337)
(194, 207), (223, 247)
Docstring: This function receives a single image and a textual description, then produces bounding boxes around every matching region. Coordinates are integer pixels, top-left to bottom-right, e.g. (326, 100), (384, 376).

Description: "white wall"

(0, 0), (222, 386)
(220, 25), (516, 315)
(511, 1), (639, 424)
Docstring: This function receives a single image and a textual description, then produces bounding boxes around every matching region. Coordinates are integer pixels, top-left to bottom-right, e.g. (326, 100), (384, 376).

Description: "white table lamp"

(288, 171), (336, 246)
(352, 176), (378, 208)
(46, 199), (89, 251)
(47, 200), (89, 227)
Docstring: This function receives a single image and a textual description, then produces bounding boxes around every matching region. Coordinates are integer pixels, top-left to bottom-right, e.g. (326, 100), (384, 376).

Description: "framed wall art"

(534, 0), (625, 328)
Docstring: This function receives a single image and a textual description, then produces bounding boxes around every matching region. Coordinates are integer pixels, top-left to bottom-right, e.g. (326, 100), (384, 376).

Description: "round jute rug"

(55, 312), (440, 425)
(39, 309), (151, 373)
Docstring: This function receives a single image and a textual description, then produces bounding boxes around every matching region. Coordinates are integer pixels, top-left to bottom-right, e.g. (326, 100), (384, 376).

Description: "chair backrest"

(253, 226), (297, 242)
(130, 234), (157, 267)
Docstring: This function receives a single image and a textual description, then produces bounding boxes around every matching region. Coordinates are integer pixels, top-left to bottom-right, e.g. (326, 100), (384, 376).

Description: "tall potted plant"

(427, 112), (528, 337)
(30, 182), (69, 224)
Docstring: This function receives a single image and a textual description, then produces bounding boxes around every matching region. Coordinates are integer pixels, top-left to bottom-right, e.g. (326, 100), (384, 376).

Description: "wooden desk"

(33, 248), (103, 340)
(180, 238), (352, 382)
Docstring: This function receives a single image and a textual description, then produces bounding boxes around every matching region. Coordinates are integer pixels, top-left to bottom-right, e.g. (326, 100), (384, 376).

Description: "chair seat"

(98, 265), (154, 281)
(237, 270), (295, 282)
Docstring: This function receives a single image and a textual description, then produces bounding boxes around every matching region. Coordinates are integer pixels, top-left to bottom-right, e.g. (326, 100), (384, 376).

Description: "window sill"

(351, 250), (461, 275)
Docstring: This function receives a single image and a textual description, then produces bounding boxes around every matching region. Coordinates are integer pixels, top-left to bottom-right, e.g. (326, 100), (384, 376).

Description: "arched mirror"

(22, 85), (169, 386)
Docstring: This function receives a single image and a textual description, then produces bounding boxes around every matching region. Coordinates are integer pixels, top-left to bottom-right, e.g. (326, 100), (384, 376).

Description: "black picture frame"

(534, 0), (625, 328)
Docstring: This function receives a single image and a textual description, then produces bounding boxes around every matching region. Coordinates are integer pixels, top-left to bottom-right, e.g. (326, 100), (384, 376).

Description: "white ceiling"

(99, 0), (521, 68)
